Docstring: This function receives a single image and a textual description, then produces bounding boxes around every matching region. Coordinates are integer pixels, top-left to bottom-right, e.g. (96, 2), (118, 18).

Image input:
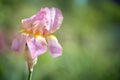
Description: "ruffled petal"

(47, 35), (62, 58)
(26, 36), (47, 59)
(21, 15), (36, 30)
(50, 8), (63, 33)
(36, 8), (51, 32)
(11, 33), (26, 52)
(36, 8), (48, 20)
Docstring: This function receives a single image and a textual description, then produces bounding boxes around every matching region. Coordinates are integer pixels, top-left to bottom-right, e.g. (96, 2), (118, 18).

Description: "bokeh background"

(0, 0), (120, 80)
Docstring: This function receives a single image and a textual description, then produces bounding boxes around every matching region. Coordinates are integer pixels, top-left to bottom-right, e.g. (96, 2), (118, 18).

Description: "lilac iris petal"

(50, 8), (63, 33)
(27, 36), (47, 59)
(47, 35), (62, 58)
(22, 15), (36, 30)
(36, 7), (51, 32)
(11, 34), (26, 52)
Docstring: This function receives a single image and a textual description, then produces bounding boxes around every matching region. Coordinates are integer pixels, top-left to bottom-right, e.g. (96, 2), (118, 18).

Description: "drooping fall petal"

(50, 8), (63, 33)
(26, 36), (47, 59)
(11, 34), (26, 52)
(47, 35), (62, 58)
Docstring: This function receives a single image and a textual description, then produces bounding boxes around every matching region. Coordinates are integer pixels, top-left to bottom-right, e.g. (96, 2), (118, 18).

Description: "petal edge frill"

(50, 8), (63, 33)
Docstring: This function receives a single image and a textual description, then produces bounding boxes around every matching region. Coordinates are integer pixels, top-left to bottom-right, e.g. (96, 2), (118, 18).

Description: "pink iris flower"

(11, 7), (63, 59)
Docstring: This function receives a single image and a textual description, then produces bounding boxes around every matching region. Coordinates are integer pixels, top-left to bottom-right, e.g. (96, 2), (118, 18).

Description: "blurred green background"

(0, 0), (120, 80)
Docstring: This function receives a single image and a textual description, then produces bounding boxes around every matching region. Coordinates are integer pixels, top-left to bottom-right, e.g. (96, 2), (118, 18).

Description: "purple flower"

(11, 7), (63, 60)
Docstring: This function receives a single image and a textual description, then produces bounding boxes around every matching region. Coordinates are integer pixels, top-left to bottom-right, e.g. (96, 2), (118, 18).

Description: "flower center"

(19, 28), (50, 38)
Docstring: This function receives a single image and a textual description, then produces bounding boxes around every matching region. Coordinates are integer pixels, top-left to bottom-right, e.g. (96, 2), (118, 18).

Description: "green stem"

(28, 68), (33, 80)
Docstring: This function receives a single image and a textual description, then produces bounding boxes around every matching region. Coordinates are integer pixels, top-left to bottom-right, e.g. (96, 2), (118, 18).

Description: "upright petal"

(22, 15), (36, 31)
(36, 8), (48, 20)
(36, 8), (51, 32)
(47, 35), (62, 58)
(11, 33), (26, 52)
(50, 8), (63, 33)
(26, 36), (47, 59)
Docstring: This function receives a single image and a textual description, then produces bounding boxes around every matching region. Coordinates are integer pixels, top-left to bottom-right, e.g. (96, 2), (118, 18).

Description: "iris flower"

(11, 8), (63, 68)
